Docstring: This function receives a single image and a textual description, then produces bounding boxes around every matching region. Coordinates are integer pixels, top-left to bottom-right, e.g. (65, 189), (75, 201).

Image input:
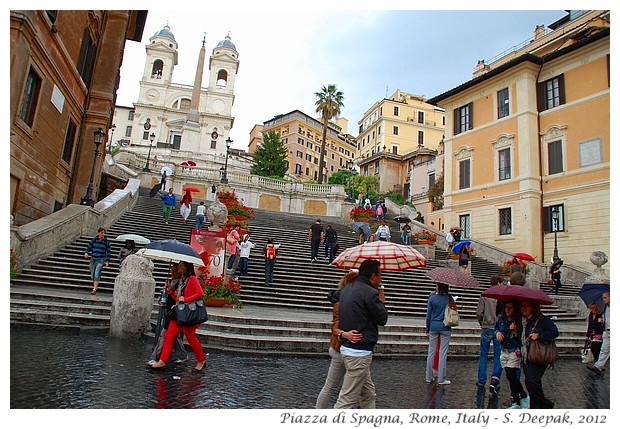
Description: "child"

(238, 234), (255, 276)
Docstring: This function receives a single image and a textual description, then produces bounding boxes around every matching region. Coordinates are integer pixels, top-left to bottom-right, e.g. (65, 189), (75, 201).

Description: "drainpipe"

(535, 59), (545, 266)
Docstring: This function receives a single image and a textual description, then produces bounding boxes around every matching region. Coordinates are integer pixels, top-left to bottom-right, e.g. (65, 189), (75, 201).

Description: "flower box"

(204, 297), (227, 307)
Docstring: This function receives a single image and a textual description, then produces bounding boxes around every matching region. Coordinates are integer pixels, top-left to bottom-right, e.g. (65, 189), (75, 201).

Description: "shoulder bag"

(581, 339), (595, 364)
(443, 296), (460, 327)
(174, 278), (209, 326)
(526, 316), (558, 365)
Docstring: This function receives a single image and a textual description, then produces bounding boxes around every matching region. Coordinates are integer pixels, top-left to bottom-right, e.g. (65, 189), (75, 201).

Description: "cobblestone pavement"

(10, 326), (610, 409)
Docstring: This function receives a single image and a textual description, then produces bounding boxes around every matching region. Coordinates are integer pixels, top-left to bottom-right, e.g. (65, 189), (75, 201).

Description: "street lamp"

(107, 124), (116, 155)
(143, 132), (156, 172)
(551, 206), (560, 262)
(345, 160), (355, 201)
(221, 137), (232, 184)
(81, 127), (106, 206)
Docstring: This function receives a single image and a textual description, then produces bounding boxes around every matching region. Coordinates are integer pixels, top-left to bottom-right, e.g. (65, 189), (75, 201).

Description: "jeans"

(524, 362), (554, 408)
(265, 259), (275, 285)
(311, 239), (321, 260)
(89, 259), (105, 281)
(478, 328), (503, 384)
(315, 347), (345, 408)
(325, 242), (336, 262)
(401, 233), (410, 245)
(195, 214), (205, 229)
(552, 277), (562, 294)
(227, 253), (237, 270)
(594, 330), (610, 370)
(335, 353), (376, 409)
(239, 257), (249, 275)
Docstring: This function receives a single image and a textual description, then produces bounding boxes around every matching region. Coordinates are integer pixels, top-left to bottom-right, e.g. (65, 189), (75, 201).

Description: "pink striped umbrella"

(332, 241), (426, 271)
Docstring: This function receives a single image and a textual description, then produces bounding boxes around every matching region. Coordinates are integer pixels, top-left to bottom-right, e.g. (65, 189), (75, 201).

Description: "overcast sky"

(115, 6), (570, 149)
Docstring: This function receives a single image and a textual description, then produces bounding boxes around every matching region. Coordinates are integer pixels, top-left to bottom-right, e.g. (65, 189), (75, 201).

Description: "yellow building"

(259, 110), (356, 182)
(428, 10), (610, 270)
(356, 89), (445, 195)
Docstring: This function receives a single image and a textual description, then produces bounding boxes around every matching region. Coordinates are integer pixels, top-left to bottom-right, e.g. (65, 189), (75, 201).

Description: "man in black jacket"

(324, 224), (338, 264)
(335, 259), (388, 408)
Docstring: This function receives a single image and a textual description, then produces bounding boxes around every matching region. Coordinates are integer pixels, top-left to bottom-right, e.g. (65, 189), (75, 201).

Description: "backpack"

(265, 245), (277, 260)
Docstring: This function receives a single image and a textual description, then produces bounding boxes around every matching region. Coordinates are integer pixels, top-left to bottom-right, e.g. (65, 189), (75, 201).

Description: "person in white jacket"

(238, 234), (255, 275)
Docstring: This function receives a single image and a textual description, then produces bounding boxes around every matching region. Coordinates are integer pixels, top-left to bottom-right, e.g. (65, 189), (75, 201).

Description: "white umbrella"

(115, 234), (151, 244)
(137, 239), (205, 266)
(161, 166), (173, 176)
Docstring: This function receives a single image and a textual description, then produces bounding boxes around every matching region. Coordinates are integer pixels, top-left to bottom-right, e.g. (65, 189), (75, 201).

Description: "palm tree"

(314, 84), (344, 184)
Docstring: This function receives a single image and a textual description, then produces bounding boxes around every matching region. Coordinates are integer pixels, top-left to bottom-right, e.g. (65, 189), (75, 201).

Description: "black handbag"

(175, 298), (208, 326)
(173, 278), (208, 326)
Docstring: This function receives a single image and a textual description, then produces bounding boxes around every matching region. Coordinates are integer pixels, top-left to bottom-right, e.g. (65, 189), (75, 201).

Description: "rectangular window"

(210, 140), (216, 149)
(537, 75), (565, 111)
(306, 153), (312, 161)
(393, 126), (399, 135)
(428, 173), (435, 189)
(392, 145), (398, 155)
(305, 167), (309, 176)
(499, 208), (512, 235)
(61, 120), (77, 164)
(143, 131), (149, 140)
(296, 150), (303, 158)
(295, 163), (302, 174)
(19, 68), (42, 126)
(417, 131), (424, 146)
(77, 27), (97, 85)
(171, 135), (181, 150)
(453, 102), (473, 135)
(393, 106), (399, 116)
(418, 111), (424, 124)
(459, 159), (471, 189)
(459, 214), (471, 239)
(128, 111), (134, 120)
(314, 157), (318, 165)
(497, 88), (509, 118)
(543, 204), (565, 233)
(548, 140), (563, 175)
(498, 148), (511, 180)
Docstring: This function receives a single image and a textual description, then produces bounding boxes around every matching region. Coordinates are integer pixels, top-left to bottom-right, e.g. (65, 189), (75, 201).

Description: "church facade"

(122, 25), (239, 157)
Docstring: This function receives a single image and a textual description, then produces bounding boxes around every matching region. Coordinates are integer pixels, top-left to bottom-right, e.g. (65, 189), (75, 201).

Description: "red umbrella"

(482, 284), (553, 305)
(180, 161), (190, 167)
(425, 267), (479, 288)
(512, 252), (536, 262)
(332, 241), (426, 271)
(182, 160), (197, 166)
(183, 187), (200, 193)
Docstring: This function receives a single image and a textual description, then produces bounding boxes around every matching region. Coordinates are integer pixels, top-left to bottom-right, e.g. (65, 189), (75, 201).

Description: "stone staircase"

(10, 189), (587, 357)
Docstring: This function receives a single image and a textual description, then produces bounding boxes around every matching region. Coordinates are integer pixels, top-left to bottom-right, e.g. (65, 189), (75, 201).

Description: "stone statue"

(584, 251), (609, 284)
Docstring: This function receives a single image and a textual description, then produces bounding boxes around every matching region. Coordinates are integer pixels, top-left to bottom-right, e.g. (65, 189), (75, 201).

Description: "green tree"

(250, 130), (289, 178)
(351, 175), (379, 202)
(315, 84), (344, 184)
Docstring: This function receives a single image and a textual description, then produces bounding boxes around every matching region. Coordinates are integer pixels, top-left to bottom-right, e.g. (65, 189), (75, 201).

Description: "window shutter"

(468, 102), (474, 130)
(537, 81), (546, 111)
(542, 206), (551, 233)
(453, 109), (459, 135)
(558, 74), (566, 105)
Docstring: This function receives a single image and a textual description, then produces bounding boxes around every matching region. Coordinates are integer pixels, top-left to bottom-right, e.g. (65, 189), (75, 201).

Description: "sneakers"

(489, 381), (499, 395)
(476, 381), (485, 387)
(520, 396), (530, 409)
(507, 402), (520, 409)
(587, 365), (602, 375)
(437, 380), (451, 385)
(425, 379), (433, 383)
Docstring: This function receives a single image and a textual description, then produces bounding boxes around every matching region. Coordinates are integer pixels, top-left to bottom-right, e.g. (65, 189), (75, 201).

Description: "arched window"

(151, 59), (163, 79)
(216, 69), (228, 87)
(179, 98), (191, 110)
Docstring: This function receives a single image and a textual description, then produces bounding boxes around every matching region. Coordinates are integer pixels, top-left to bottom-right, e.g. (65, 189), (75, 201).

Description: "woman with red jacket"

(149, 261), (206, 372)
(179, 190), (192, 224)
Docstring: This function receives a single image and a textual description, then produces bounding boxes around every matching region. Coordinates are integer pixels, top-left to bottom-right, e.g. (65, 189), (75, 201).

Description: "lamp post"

(345, 160), (355, 201)
(107, 124), (116, 155)
(143, 132), (155, 172)
(551, 206), (560, 262)
(221, 137), (232, 184)
(81, 127), (106, 206)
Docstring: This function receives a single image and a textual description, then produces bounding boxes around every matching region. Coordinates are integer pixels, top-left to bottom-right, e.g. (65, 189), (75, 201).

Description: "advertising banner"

(190, 228), (226, 277)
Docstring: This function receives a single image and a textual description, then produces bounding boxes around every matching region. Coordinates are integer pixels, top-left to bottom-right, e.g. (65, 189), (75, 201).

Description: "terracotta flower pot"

(416, 240), (435, 245)
(204, 297), (227, 307)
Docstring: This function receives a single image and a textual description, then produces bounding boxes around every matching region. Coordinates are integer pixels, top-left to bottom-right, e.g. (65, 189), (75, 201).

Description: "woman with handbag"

(425, 283), (453, 385)
(585, 303), (604, 361)
(149, 261), (206, 372)
(495, 300), (529, 409)
(521, 298), (559, 408)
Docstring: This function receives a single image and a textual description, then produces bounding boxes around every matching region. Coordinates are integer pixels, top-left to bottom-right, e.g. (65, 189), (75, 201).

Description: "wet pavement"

(10, 326), (610, 410)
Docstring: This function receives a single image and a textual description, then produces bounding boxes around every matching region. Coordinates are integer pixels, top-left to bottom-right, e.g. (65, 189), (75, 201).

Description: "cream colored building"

(259, 110), (356, 182)
(427, 10), (610, 269)
(356, 89), (445, 195)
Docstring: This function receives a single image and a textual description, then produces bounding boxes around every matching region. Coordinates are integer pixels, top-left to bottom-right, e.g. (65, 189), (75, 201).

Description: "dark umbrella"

(578, 283), (609, 309)
(512, 252), (536, 262)
(452, 241), (472, 253)
(425, 267), (479, 288)
(149, 183), (162, 198)
(394, 215), (412, 223)
(482, 284), (554, 305)
(138, 239), (205, 266)
(351, 221), (371, 238)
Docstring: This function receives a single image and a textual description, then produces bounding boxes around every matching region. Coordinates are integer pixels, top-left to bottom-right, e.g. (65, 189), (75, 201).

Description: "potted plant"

(500, 259), (530, 277)
(349, 207), (373, 222)
(412, 230), (437, 245)
(197, 268), (243, 307)
(217, 190), (254, 234)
